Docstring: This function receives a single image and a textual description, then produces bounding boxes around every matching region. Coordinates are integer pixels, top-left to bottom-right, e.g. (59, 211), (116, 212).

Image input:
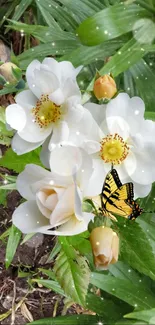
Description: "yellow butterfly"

(99, 169), (143, 221)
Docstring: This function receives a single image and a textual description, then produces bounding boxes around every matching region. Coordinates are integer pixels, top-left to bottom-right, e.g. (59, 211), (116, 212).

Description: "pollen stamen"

(32, 94), (61, 128)
(100, 133), (129, 165)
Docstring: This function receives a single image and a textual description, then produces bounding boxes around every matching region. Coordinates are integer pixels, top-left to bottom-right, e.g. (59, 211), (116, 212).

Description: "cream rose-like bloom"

(6, 58), (83, 155)
(12, 151), (94, 236)
(90, 226), (119, 270)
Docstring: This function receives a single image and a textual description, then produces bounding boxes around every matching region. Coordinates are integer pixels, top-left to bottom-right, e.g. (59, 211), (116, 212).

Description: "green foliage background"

(1, 0), (155, 324)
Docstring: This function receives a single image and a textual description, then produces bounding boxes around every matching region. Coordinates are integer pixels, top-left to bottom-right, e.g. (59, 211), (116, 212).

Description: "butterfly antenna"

(111, 163), (114, 171)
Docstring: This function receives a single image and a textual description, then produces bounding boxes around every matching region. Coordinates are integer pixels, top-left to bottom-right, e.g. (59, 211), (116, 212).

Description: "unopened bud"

(0, 62), (19, 83)
(93, 75), (117, 100)
(90, 226), (119, 270)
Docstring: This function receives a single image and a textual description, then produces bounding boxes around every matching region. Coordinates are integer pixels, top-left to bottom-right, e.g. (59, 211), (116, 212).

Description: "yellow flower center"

(100, 133), (129, 165)
(32, 95), (61, 128)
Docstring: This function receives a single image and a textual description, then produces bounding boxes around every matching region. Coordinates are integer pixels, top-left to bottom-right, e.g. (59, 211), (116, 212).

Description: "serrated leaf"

(77, 3), (149, 46)
(90, 273), (155, 309)
(116, 217), (155, 280)
(125, 308), (155, 322)
(0, 148), (43, 173)
(5, 225), (22, 268)
(54, 246), (90, 306)
(28, 315), (100, 325)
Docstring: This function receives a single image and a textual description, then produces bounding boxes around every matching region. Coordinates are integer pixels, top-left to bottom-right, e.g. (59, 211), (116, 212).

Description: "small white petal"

(12, 133), (43, 155)
(49, 88), (65, 105)
(6, 104), (26, 131)
(49, 121), (69, 150)
(15, 90), (37, 109)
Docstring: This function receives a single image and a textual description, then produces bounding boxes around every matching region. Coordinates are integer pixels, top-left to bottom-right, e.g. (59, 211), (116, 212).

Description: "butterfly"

(99, 168), (143, 221)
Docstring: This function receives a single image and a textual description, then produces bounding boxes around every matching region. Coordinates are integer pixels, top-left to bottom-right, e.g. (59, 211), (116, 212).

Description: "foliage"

(1, 0), (155, 324)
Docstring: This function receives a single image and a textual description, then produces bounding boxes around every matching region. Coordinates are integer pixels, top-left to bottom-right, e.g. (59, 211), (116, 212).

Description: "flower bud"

(93, 75), (117, 100)
(90, 226), (119, 270)
(0, 62), (18, 83)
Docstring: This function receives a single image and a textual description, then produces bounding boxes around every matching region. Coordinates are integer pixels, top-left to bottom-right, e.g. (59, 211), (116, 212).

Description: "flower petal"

(12, 201), (50, 234)
(42, 58), (61, 80)
(18, 109), (53, 143)
(12, 133), (44, 155)
(16, 164), (52, 200)
(36, 191), (51, 218)
(49, 88), (65, 105)
(50, 185), (74, 227)
(49, 145), (82, 176)
(59, 61), (82, 82)
(15, 89), (37, 109)
(48, 121), (69, 150)
(62, 79), (81, 100)
(26, 60), (42, 98)
(84, 158), (107, 196)
(51, 213), (91, 236)
(6, 104), (26, 131)
(84, 102), (106, 125)
(40, 136), (51, 169)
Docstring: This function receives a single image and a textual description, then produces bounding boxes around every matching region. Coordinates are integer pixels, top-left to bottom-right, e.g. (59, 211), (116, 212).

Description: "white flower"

(83, 93), (155, 198)
(6, 58), (82, 155)
(12, 150), (94, 236)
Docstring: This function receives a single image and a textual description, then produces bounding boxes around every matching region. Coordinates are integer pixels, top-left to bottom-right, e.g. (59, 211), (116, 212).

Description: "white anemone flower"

(6, 58), (82, 155)
(83, 93), (155, 198)
(12, 150), (94, 236)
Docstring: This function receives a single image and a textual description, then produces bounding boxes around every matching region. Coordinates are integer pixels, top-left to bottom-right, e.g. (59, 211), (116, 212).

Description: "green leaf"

(77, 3), (149, 46)
(0, 147), (43, 173)
(90, 273), (155, 309)
(28, 315), (100, 325)
(82, 36), (150, 103)
(9, 0), (33, 23)
(54, 243), (90, 306)
(18, 40), (79, 69)
(0, 189), (9, 206)
(38, 268), (56, 280)
(144, 111), (155, 120)
(5, 225), (22, 269)
(47, 240), (61, 262)
(125, 308), (155, 322)
(36, 0), (78, 31)
(109, 261), (143, 284)
(62, 39), (124, 67)
(116, 217), (155, 280)
(20, 233), (36, 245)
(86, 293), (132, 322)
(129, 59), (155, 111)
(31, 279), (65, 296)
(8, 20), (76, 43)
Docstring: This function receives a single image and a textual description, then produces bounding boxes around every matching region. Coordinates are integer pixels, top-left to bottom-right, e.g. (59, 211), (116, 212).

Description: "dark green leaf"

(90, 273), (155, 308)
(125, 308), (155, 322)
(77, 4), (149, 46)
(5, 225), (22, 269)
(86, 293), (132, 321)
(116, 217), (155, 280)
(47, 240), (61, 262)
(28, 315), (100, 325)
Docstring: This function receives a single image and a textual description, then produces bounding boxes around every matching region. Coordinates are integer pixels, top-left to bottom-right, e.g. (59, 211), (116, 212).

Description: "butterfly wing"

(101, 169), (142, 219)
